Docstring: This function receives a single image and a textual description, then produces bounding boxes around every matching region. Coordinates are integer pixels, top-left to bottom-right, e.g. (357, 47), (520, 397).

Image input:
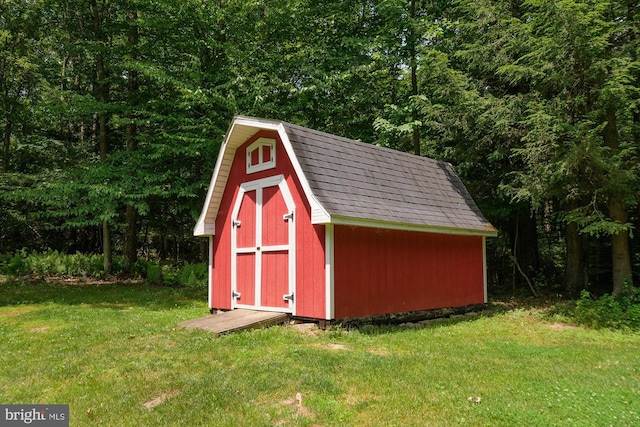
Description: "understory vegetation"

(0, 250), (207, 288)
(571, 290), (640, 330)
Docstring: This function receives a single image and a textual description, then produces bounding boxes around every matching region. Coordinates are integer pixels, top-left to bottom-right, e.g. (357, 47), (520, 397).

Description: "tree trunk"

(609, 192), (632, 296)
(102, 220), (112, 273)
(564, 220), (590, 297)
(511, 210), (539, 288)
(93, 0), (112, 273)
(124, 205), (138, 266)
(124, 8), (139, 267)
(98, 103), (112, 273)
(603, 107), (633, 295)
(2, 119), (10, 173)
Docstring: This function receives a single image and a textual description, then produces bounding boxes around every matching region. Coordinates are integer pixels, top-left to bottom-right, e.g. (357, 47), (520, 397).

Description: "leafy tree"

(0, 0), (43, 173)
(21, 0), (229, 264)
(499, 0), (638, 295)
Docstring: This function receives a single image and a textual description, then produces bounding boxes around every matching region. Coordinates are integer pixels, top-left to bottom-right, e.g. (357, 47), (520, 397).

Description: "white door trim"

(325, 224), (335, 320)
(230, 175), (296, 314)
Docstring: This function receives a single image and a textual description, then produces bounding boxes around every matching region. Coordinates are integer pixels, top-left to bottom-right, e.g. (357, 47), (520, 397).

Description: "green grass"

(1, 279), (639, 426)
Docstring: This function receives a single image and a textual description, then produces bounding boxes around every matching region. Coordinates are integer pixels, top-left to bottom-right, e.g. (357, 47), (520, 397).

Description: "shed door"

(231, 175), (296, 313)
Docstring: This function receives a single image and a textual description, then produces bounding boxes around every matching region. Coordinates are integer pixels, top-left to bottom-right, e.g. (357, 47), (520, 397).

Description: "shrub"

(0, 251), (28, 275)
(573, 289), (640, 330)
(176, 261), (208, 288)
(158, 261), (208, 289)
(1, 250), (207, 289)
(0, 249), (106, 277)
(146, 262), (164, 285)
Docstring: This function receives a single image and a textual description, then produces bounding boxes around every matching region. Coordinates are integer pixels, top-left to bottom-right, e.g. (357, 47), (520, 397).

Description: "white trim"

(208, 236), (213, 309)
(246, 137), (276, 174)
(483, 236), (488, 304)
(236, 247), (258, 254)
(260, 244), (291, 252)
(230, 175), (296, 314)
(254, 186), (264, 306)
(240, 174), (285, 192)
(326, 215), (498, 237)
(229, 185), (246, 308)
(325, 224), (335, 320)
(234, 304), (292, 313)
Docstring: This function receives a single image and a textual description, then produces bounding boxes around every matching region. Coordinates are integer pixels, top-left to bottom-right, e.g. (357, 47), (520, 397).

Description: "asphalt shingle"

(283, 122), (496, 234)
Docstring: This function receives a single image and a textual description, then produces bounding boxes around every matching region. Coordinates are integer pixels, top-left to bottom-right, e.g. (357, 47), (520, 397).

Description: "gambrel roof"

(194, 116), (497, 237)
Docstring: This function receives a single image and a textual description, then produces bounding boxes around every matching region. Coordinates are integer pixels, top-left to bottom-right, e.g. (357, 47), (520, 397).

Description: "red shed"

(194, 116), (497, 320)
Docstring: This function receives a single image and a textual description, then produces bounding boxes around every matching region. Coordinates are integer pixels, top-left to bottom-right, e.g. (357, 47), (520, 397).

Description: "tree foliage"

(0, 0), (637, 296)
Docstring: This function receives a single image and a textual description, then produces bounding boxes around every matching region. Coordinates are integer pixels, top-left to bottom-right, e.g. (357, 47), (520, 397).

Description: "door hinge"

(282, 293), (294, 302)
(283, 212), (294, 222)
(232, 219), (241, 228)
(232, 291), (241, 299)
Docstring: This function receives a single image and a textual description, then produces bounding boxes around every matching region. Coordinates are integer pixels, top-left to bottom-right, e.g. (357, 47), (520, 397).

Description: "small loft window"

(246, 138), (276, 174)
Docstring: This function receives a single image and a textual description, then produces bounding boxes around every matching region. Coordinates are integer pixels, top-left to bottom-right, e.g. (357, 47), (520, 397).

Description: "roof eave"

(314, 215), (498, 237)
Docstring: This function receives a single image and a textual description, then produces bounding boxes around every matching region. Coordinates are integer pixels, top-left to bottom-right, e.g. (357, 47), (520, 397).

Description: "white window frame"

(246, 137), (276, 174)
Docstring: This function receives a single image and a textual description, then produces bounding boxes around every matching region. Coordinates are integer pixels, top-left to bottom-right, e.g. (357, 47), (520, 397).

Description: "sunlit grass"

(1, 279), (639, 426)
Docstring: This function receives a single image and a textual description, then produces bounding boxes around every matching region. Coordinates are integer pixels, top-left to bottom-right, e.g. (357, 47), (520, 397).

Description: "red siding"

(211, 130), (326, 318)
(236, 190), (257, 248)
(236, 253), (256, 305)
(261, 251), (289, 308)
(333, 225), (485, 319)
(262, 186), (288, 246)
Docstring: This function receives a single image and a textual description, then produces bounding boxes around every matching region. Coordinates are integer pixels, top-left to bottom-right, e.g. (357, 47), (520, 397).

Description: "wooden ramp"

(179, 309), (290, 335)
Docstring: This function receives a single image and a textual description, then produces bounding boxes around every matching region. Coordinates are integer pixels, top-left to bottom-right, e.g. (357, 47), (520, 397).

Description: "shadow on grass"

(0, 276), (206, 311)
(337, 303), (493, 336)
(348, 312), (490, 335)
(343, 291), (575, 336)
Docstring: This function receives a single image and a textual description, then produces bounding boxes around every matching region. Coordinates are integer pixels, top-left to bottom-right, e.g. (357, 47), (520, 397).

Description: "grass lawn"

(1, 278), (639, 426)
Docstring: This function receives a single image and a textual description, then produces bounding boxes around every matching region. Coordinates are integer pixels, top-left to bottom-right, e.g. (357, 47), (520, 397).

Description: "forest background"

(1, 0), (638, 298)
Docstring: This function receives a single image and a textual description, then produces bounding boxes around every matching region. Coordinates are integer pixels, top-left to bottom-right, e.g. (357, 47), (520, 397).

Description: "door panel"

(262, 186), (289, 247)
(236, 190), (256, 249)
(235, 253), (256, 305)
(261, 251), (289, 308)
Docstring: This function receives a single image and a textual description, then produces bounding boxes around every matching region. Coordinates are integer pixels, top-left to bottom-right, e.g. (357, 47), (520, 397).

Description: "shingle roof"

(283, 122), (496, 235)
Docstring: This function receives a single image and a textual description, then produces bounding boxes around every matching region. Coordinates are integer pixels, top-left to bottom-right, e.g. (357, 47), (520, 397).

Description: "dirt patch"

(280, 392), (312, 418)
(289, 322), (320, 336)
(142, 390), (181, 409)
(44, 276), (146, 286)
(0, 307), (37, 317)
(324, 343), (348, 351)
(309, 342), (349, 351)
(368, 348), (390, 356)
(548, 322), (577, 331)
(28, 326), (50, 332)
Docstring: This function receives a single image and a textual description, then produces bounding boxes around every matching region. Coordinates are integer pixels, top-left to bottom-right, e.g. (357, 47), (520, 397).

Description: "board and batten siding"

(332, 225), (485, 319)
(211, 130), (326, 318)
